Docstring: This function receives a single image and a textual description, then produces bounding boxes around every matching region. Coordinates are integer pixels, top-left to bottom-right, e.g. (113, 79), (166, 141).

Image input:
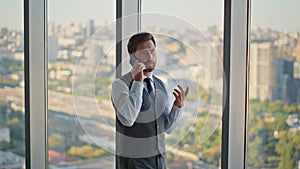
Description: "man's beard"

(143, 68), (154, 72)
(143, 61), (155, 72)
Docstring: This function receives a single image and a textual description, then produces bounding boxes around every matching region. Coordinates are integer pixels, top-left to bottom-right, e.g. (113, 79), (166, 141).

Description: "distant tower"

(84, 41), (103, 68)
(249, 42), (284, 101)
(298, 24), (300, 40)
(295, 42), (300, 62)
(85, 20), (95, 39)
(48, 34), (58, 62)
(48, 22), (54, 35)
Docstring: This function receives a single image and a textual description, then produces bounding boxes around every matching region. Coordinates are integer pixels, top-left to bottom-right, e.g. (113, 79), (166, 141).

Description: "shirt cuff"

(174, 104), (182, 109)
(131, 81), (144, 93)
(172, 104), (182, 117)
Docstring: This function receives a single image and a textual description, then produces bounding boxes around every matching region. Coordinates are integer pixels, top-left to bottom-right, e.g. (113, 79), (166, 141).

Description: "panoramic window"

(0, 0), (25, 168)
(248, 0), (300, 168)
(47, 0), (116, 168)
(141, 0), (224, 168)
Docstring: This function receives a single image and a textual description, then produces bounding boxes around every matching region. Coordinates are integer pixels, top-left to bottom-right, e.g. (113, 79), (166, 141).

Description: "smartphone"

(129, 54), (137, 66)
(129, 54), (150, 72)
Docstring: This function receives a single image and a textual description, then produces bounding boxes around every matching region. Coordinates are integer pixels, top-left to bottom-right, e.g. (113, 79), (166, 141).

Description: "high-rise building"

(196, 41), (222, 80)
(0, 27), (9, 36)
(298, 24), (300, 39)
(282, 59), (295, 102)
(249, 42), (284, 101)
(84, 40), (103, 68)
(295, 42), (300, 62)
(184, 41), (223, 93)
(85, 19), (95, 39)
(293, 61), (300, 101)
(0, 127), (10, 143)
(48, 22), (58, 36)
(48, 34), (58, 62)
(294, 61), (300, 79)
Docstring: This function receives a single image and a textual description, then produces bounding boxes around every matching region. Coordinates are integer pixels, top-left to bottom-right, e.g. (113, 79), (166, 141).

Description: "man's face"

(134, 40), (157, 73)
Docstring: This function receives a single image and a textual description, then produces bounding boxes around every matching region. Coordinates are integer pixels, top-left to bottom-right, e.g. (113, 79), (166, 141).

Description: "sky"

(0, 0), (300, 31)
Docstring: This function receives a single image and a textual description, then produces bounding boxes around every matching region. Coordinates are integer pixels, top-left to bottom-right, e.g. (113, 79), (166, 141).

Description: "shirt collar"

(144, 73), (154, 81)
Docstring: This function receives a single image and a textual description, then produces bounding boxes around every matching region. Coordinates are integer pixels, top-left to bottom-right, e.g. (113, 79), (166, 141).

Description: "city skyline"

(1, 0), (300, 32)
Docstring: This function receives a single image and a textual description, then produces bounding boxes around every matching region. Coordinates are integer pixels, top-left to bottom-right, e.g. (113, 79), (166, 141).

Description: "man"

(111, 32), (189, 169)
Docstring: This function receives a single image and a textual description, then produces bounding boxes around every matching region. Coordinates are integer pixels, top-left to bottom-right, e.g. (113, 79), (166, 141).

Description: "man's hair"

(127, 32), (156, 54)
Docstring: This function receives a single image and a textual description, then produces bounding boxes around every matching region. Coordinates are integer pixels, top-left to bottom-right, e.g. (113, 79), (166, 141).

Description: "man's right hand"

(131, 60), (145, 82)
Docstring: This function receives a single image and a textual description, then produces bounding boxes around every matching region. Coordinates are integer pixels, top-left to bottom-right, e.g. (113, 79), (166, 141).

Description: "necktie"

(144, 77), (153, 94)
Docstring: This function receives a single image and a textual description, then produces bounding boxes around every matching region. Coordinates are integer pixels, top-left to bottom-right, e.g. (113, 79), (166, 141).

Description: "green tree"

(248, 100), (265, 168)
(8, 117), (24, 141)
(247, 116), (265, 168)
(0, 75), (19, 87)
(48, 133), (65, 152)
(276, 131), (295, 169)
(248, 136), (264, 168)
(249, 99), (266, 114)
(11, 147), (25, 157)
(292, 131), (300, 161)
(267, 100), (283, 113)
(67, 145), (106, 159)
(282, 105), (297, 114)
(201, 129), (221, 166)
(297, 104), (300, 116)
(0, 141), (11, 149)
(273, 114), (288, 130)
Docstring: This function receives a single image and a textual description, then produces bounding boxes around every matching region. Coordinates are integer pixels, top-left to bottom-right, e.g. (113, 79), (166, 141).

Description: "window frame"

(224, 0), (251, 168)
(26, 0), (47, 168)
(25, 0), (251, 168)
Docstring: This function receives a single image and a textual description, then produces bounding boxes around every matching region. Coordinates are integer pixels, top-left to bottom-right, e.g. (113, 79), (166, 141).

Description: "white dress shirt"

(111, 73), (182, 134)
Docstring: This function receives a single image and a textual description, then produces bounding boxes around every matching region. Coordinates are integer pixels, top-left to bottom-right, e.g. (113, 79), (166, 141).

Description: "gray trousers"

(116, 154), (166, 169)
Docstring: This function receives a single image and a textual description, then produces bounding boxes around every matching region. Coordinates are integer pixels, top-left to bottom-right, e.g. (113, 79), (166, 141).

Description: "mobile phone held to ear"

(130, 54), (149, 72)
(129, 54), (137, 66)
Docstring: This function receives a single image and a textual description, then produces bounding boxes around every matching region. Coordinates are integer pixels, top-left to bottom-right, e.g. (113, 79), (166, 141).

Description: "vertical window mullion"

(116, 0), (122, 78)
(227, 0), (250, 168)
(29, 0), (47, 168)
(116, 0), (139, 76)
(221, 0), (231, 168)
(24, 0), (31, 168)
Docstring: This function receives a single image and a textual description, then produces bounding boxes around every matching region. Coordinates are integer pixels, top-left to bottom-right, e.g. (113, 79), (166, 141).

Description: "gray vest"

(115, 72), (169, 158)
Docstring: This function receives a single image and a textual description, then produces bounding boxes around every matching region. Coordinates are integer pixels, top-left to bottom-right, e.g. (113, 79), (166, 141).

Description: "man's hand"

(173, 85), (189, 108)
(131, 60), (146, 82)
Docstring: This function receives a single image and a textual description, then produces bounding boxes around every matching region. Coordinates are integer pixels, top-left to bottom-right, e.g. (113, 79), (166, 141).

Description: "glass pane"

(248, 1), (300, 168)
(141, 1), (224, 168)
(47, 1), (115, 168)
(0, 0), (26, 168)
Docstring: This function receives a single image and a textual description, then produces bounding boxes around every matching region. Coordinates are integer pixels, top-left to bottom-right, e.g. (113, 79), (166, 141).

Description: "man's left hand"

(173, 85), (189, 108)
